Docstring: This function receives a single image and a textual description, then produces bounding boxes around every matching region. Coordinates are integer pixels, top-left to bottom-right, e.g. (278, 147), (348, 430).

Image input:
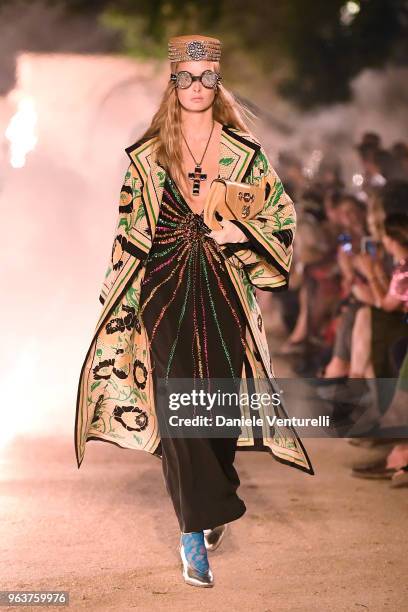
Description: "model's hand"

(208, 218), (247, 245)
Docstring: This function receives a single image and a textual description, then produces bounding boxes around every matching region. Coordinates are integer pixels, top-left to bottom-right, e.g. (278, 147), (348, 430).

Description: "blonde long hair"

(139, 60), (258, 192)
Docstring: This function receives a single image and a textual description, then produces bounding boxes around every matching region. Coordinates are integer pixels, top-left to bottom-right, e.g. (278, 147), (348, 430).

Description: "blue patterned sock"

(181, 531), (209, 574)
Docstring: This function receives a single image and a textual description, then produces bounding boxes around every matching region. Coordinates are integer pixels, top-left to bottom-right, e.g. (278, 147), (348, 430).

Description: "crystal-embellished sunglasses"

(170, 70), (222, 89)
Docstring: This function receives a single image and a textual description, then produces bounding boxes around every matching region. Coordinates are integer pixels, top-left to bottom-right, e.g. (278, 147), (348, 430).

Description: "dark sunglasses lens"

(176, 71), (192, 88)
(201, 70), (218, 88)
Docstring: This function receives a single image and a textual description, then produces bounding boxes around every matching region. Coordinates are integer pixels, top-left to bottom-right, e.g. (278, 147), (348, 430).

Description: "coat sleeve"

(226, 146), (297, 292)
(98, 162), (146, 305)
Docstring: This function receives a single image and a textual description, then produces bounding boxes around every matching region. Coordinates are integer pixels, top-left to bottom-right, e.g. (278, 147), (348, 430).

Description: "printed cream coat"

(75, 124), (314, 475)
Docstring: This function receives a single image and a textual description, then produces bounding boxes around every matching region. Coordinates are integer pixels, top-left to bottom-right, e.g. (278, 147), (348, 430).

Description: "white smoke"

(0, 51), (406, 447)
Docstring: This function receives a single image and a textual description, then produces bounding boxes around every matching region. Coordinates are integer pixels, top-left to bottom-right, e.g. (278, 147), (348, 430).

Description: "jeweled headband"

(168, 34), (222, 62)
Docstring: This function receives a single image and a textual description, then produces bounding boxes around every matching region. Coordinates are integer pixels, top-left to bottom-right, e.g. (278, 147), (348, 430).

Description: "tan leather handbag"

(204, 176), (267, 231)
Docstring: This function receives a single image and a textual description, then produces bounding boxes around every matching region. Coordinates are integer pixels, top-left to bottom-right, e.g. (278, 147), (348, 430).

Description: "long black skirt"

(139, 174), (247, 532)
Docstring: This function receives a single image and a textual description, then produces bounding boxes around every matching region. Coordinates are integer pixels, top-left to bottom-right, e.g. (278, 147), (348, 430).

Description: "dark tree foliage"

(278, 0), (408, 107)
(0, 0), (407, 107)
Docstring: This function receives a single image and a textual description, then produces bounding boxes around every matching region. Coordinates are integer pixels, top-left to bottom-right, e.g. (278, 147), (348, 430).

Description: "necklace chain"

(181, 120), (215, 167)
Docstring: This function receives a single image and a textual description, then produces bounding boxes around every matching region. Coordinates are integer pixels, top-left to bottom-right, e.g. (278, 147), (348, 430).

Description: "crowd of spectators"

(274, 132), (408, 487)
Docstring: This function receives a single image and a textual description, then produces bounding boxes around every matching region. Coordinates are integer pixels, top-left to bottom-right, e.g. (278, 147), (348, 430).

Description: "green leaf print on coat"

(118, 217), (130, 232)
(131, 177), (141, 194)
(241, 269), (256, 311)
(220, 157), (234, 166)
(264, 180), (284, 212)
(270, 207), (295, 233)
(157, 170), (166, 187)
(256, 149), (269, 173)
(135, 201), (145, 222)
(251, 267), (265, 280)
(272, 181), (284, 206)
(247, 149), (268, 186)
(126, 285), (139, 309)
(256, 151), (269, 181)
(111, 302), (121, 317)
(272, 212), (283, 231)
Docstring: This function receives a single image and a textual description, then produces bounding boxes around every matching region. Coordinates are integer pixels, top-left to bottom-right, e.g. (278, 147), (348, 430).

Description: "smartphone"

(338, 232), (352, 253)
(361, 236), (378, 257)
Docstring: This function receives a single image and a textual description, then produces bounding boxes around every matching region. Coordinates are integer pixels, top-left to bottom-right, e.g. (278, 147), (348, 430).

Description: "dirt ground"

(1, 431), (407, 612)
(1, 317), (407, 611)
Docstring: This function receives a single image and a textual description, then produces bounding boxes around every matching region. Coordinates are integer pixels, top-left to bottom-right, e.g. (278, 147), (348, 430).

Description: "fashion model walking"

(75, 33), (314, 589)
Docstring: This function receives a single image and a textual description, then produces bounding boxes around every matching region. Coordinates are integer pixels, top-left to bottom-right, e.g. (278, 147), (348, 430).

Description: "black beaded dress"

(139, 173), (248, 532)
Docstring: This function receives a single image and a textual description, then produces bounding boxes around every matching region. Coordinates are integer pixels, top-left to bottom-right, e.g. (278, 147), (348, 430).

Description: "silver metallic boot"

(203, 524), (228, 552)
(179, 531), (214, 587)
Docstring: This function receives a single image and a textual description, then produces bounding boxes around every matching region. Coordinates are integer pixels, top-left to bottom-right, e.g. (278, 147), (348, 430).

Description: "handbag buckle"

(238, 191), (255, 203)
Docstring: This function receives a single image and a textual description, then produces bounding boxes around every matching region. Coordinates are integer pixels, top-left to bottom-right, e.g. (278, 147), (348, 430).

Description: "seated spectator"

(350, 212), (408, 378)
(318, 194), (368, 378)
(280, 187), (342, 357)
(343, 213), (408, 436)
(351, 347), (408, 482)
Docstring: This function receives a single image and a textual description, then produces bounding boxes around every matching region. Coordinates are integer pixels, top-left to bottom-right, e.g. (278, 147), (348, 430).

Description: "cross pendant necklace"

(181, 120), (215, 197)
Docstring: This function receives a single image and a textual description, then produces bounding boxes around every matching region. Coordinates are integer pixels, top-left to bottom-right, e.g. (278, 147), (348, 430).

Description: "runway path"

(1, 326), (407, 610)
(1, 432), (407, 610)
